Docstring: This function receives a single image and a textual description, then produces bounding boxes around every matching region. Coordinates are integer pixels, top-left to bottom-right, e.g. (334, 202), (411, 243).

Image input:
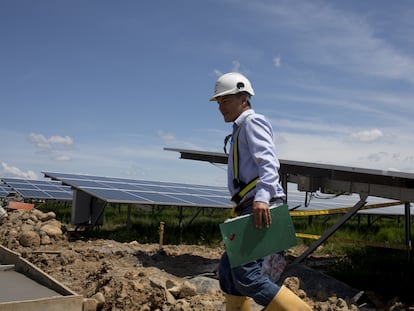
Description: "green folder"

(219, 204), (297, 268)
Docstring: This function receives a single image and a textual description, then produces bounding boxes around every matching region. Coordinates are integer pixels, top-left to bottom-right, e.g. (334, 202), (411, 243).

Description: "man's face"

(216, 94), (247, 123)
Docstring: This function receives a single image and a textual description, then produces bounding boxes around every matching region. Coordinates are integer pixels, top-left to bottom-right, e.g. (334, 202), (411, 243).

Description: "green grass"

(40, 203), (229, 246)
(293, 214), (411, 253)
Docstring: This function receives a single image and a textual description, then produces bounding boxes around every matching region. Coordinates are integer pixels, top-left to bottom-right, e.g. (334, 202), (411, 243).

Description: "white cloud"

(29, 133), (74, 150)
(232, 60), (241, 72)
(348, 129), (384, 143)
(358, 152), (414, 173)
(53, 155), (72, 161)
(49, 135), (73, 145)
(1, 162), (38, 179)
(213, 69), (223, 77)
(273, 55), (281, 67)
(213, 60), (252, 78)
(158, 130), (176, 142)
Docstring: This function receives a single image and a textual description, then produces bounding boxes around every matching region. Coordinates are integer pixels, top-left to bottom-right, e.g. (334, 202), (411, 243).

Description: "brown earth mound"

(0, 208), (410, 310)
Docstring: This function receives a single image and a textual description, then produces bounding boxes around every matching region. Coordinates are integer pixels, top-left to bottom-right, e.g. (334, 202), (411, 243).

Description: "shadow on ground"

(135, 249), (220, 278)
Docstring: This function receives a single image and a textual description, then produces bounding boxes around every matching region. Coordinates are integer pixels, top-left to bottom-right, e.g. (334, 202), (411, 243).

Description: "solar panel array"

(43, 172), (233, 207)
(1, 178), (73, 201)
(41, 171), (410, 214)
(1, 172), (407, 215)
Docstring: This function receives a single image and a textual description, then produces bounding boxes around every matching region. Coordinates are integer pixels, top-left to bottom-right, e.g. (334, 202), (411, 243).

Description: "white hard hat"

(210, 72), (255, 101)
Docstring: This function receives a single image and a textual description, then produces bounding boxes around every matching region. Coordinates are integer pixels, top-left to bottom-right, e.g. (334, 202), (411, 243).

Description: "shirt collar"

(234, 109), (254, 127)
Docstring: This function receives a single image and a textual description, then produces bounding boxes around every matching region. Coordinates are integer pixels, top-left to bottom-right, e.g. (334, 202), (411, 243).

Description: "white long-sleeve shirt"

(228, 109), (285, 204)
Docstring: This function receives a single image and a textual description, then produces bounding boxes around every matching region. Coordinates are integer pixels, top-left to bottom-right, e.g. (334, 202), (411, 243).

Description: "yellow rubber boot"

(264, 285), (312, 311)
(225, 294), (251, 311)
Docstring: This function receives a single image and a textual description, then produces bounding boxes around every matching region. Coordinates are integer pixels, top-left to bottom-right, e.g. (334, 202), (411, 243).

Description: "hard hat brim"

(209, 88), (243, 101)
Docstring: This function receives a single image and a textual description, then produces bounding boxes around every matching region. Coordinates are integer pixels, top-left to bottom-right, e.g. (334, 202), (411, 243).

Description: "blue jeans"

(218, 201), (283, 307)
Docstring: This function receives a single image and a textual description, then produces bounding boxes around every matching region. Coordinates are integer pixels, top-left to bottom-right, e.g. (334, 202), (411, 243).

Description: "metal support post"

(404, 202), (412, 260)
(293, 195), (367, 264)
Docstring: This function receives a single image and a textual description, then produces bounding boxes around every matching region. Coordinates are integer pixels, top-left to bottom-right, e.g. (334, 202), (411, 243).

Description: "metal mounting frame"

(164, 147), (413, 260)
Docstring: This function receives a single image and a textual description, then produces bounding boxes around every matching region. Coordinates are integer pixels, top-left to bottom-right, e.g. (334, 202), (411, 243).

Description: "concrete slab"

(0, 269), (63, 302)
(0, 245), (84, 311)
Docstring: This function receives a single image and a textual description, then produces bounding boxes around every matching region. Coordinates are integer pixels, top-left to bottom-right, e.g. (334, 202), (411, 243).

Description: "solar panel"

(1, 178), (73, 201)
(43, 172), (232, 207)
(285, 185), (410, 216)
(0, 183), (13, 198)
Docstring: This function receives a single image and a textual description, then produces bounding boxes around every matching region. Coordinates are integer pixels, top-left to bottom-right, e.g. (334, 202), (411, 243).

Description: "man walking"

(210, 72), (311, 310)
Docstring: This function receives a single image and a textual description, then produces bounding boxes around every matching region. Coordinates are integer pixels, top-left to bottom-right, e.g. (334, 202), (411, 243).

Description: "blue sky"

(1, 0), (414, 187)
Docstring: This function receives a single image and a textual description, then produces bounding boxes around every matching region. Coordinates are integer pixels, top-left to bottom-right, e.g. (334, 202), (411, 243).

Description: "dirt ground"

(0, 208), (412, 310)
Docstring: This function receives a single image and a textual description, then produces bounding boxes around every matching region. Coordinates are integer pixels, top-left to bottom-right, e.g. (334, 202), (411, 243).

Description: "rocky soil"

(0, 208), (411, 310)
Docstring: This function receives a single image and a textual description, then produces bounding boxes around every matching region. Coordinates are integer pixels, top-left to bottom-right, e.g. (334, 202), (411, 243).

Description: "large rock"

(41, 211), (57, 221)
(19, 230), (41, 247)
(40, 223), (63, 237)
(187, 276), (221, 294)
(44, 218), (61, 228)
(83, 298), (98, 311)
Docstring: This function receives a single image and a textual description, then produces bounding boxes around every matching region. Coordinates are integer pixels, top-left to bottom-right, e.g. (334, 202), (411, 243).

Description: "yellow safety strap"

(232, 125), (242, 184)
(231, 116), (258, 205)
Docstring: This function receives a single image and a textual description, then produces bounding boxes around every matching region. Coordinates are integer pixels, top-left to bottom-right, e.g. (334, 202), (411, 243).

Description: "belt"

(234, 197), (284, 214)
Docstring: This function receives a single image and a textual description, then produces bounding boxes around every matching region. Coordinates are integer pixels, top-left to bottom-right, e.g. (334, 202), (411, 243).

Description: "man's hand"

(253, 201), (272, 229)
